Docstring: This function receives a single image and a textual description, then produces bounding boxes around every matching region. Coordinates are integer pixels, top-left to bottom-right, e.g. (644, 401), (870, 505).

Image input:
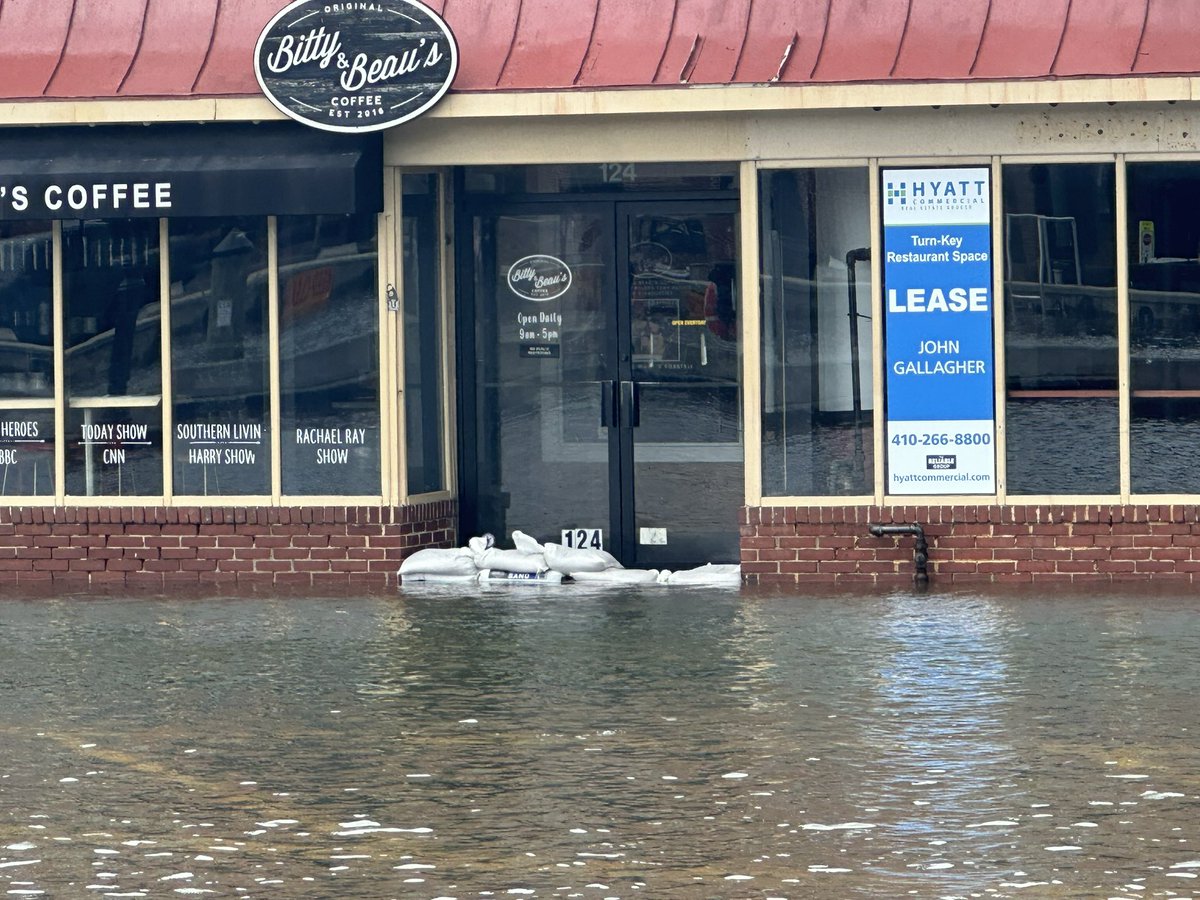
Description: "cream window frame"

(7, 210), (392, 507)
(749, 154), (1140, 508)
(392, 167), (457, 506)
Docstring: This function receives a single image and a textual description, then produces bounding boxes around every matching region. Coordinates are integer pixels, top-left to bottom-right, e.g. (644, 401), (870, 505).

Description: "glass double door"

(466, 199), (741, 568)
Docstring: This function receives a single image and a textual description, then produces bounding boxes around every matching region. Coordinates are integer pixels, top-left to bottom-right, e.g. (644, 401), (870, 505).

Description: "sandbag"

(480, 569), (564, 584)
(399, 547), (478, 578)
(477, 547), (548, 574)
(467, 533), (495, 556)
(665, 564), (741, 586)
(511, 530), (545, 554)
(572, 568), (660, 584)
(543, 542), (621, 575)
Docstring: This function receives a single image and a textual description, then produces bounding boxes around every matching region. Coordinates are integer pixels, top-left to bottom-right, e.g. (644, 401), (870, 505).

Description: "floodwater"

(2, 587), (1199, 899)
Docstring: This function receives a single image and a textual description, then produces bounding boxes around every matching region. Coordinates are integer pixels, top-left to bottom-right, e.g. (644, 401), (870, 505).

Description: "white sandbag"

(400, 571), (482, 584)
(665, 563), (741, 586)
(480, 569), (564, 584)
(477, 547), (548, 574)
(399, 547), (479, 578)
(572, 568), (660, 584)
(511, 530), (545, 554)
(543, 542), (621, 575)
(467, 533), (495, 556)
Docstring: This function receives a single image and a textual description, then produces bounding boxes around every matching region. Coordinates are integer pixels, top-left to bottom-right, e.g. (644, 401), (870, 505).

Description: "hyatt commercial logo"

(887, 182), (907, 206)
(926, 454), (957, 470)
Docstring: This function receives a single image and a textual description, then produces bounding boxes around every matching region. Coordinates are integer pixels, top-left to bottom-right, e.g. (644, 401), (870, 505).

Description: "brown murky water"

(1, 586), (1199, 898)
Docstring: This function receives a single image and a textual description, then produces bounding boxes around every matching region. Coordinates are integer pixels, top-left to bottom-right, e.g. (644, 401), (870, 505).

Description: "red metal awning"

(0, 0), (1196, 101)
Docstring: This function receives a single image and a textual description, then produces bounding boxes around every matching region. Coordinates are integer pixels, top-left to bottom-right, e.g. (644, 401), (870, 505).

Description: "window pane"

(1127, 163), (1200, 493)
(63, 219), (163, 496)
(1003, 163), (1118, 494)
(0, 223), (53, 400)
(0, 223), (54, 497)
(0, 410), (54, 497)
(759, 168), (873, 496)
(169, 218), (270, 496)
(278, 214), (381, 496)
(402, 174), (445, 495)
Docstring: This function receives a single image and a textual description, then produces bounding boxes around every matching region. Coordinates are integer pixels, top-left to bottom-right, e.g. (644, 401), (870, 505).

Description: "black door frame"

(456, 182), (738, 560)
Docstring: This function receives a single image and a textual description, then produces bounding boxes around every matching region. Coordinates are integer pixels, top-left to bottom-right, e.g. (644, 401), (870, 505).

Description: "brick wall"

(742, 504), (1200, 586)
(0, 501), (456, 592)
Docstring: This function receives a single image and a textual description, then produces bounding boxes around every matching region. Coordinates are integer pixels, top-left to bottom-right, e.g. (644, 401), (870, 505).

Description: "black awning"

(0, 123), (382, 220)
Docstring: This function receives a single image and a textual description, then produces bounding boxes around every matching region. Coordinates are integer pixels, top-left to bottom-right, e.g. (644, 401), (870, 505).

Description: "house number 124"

(599, 164), (636, 184)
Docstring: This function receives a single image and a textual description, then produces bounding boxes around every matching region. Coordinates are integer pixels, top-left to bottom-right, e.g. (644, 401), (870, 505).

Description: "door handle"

(620, 380), (640, 428)
(600, 380), (617, 427)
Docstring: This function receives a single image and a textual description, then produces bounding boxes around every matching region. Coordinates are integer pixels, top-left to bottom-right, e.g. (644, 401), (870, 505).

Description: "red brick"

(1111, 547), (1152, 560)
(1134, 560), (1178, 573)
(742, 562), (780, 574)
(107, 535), (146, 548)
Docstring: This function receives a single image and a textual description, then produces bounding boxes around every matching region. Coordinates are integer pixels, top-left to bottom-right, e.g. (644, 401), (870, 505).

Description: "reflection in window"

(278, 214), (381, 496)
(1003, 164), (1117, 494)
(402, 175), (445, 495)
(0, 223), (53, 400)
(759, 168), (873, 495)
(1127, 163), (1200, 493)
(63, 219), (163, 496)
(169, 218), (270, 496)
(0, 223), (54, 497)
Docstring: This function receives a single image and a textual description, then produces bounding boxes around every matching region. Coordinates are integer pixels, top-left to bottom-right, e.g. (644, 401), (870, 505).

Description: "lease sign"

(882, 167), (995, 495)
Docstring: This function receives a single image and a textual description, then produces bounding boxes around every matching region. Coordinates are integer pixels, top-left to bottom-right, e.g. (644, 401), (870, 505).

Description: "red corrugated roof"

(0, 0), (1195, 101)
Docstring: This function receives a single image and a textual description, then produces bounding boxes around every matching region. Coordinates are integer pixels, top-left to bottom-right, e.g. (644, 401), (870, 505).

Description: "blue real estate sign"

(883, 167), (995, 495)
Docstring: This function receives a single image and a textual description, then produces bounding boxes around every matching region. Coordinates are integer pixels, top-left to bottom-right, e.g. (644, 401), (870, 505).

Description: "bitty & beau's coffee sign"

(254, 0), (458, 134)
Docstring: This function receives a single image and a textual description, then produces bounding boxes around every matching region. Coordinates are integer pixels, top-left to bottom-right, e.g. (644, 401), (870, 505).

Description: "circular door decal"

(254, 0), (458, 134)
(507, 255), (573, 301)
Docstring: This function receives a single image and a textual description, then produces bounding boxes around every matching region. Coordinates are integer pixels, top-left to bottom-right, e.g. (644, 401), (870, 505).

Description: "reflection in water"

(1, 588), (1199, 898)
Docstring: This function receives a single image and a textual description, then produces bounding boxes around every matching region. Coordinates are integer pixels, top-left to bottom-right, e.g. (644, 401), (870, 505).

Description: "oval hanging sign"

(254, 0), (458, 134)
(507, 255), (573, 301)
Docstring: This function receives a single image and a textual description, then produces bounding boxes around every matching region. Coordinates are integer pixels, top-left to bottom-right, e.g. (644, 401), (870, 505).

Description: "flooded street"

(2, 587), (1199, 899)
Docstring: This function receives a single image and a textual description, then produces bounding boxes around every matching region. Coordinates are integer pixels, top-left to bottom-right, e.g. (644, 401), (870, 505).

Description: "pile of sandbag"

(398, 531), (740, 587)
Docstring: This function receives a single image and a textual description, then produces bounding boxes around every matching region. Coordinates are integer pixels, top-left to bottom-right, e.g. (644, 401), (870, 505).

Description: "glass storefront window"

(0, 223), (53, 400)
(759, 168), (873, 496)
(169, 218), (270, 496)
(1002, 163), (1118, 494)
(402, 175), (445, 496)
(277, 214), (381, 496)
(0, 222), (54, 496)
(63, 219), (163, 496)
(0, 409), (54, 497)
(1127, 163), (1200, 493)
